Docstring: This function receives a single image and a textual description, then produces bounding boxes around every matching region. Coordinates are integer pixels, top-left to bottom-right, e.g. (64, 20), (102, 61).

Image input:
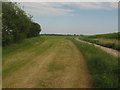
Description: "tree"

(27, 22), (41, 37)
(2, 2), (41, 46)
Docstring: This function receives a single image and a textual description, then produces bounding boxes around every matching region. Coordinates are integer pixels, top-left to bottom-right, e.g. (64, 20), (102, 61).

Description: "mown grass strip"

(70, 38), (119, 88)
(3, 36), (45, 57)
(47, 60), (65, 72)
(3, 36), (54, 78)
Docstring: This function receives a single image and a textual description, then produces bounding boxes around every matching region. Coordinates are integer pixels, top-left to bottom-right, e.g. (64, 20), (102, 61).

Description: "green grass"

(81, 32), (120, 50)
(47, 60), (65, 72)
(79, 37), (120, 51)
(3, 36), (45, 56)
(3, 36), (69, 79)
(70, 38), (119, 88)
(39, 80), (46, 87)
(3, 35), (119, 88)
(3, 36), (56, 78)
(0, 47), (1, 89)
(86, 32), (120, 39)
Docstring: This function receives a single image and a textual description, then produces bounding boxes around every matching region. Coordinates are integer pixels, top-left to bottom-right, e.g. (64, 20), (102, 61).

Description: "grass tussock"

(70, 38), (119, 88)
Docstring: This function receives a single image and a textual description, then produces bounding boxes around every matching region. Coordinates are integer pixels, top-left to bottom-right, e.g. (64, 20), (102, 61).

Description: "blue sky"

(20, 2), (118, 35)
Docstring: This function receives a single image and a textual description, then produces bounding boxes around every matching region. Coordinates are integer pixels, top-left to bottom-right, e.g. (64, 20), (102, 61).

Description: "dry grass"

(3, 36), (92, 88)
(94, 38), (120, 45)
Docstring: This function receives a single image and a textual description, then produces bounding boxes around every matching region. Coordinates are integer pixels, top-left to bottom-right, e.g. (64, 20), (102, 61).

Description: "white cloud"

(20, 3), (75, 16)
(19, 2), (118, 17)
(5, 0), (119, 2)
(73, 2), (118, 10)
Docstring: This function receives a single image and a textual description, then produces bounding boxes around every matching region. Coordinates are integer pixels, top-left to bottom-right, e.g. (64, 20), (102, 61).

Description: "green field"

(3, 36), (119, 88)
(79, 32), (120, 50)
(86, 32), (120, 39)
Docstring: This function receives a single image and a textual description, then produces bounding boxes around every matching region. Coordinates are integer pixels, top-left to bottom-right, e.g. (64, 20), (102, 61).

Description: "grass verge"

(70, 38), (119, 88)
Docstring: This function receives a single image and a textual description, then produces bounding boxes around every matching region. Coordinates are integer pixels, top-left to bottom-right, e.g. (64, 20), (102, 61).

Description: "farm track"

(75, 37), (120, 57)
(3, 37), (92, 88)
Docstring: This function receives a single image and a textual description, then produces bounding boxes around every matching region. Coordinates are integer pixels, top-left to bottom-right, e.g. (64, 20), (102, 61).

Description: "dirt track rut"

(3, 37), (92, 88)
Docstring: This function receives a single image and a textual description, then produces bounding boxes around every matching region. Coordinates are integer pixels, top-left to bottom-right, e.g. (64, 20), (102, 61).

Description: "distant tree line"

(2, 2), (41, 46)
(41, 34), (82, 36)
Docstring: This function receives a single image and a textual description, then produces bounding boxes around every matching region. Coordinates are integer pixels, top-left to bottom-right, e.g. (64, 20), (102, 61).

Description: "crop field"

(2, 35), (119, 88)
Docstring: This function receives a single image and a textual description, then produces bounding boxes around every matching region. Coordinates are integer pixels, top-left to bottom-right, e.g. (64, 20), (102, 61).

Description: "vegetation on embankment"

(79, 32), (120, 51)
(70, 38), (119, 88)
(86, 32), (120, 39)
(2, 2), (41, 46)
(79, 37), (120, 51)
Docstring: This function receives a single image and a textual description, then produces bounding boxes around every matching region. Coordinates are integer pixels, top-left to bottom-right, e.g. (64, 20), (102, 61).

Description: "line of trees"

(2, 2), (41, 46)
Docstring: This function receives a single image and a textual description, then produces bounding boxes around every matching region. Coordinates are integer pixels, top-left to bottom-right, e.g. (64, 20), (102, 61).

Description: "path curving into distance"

(75, 37), (120, 57)
(3, 36), (92, 88)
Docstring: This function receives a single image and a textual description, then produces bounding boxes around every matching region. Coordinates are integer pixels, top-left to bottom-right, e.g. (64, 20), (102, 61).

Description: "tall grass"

(79, 37), (120, 51)
(70, 38), (119, 88)
(86, 32), (120, 39)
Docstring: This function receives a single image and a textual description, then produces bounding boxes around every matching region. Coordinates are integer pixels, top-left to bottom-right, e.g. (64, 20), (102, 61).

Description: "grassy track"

(3, 36), (91, 88)
(3, 36), (119, 88)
